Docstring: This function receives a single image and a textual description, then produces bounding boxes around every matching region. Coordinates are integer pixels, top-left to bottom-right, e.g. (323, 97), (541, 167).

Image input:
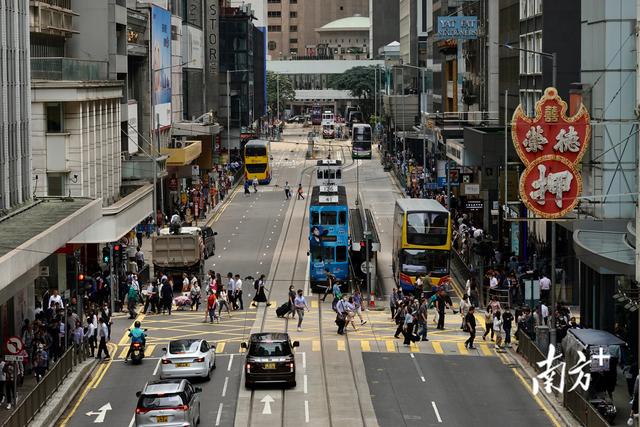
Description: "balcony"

(121, 154), (168, 182)
(160, 141), (202, 166)
(31, 58), (108, 81)
(30, 0), (79, 38)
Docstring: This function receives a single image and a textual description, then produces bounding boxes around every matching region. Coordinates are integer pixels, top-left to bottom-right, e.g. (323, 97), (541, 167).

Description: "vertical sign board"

(128, 101), (139, 154)
(151, 5), (172, 128)
(185, 0), (202, 27)
(205, 0), (219, 111)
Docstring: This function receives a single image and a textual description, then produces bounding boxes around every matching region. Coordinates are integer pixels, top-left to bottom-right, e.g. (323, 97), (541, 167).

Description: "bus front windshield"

(245, 146), (267, 157)
(405, 212), (449, 246)
(400, 249), (448, 275)
(353, 128), (371, 142)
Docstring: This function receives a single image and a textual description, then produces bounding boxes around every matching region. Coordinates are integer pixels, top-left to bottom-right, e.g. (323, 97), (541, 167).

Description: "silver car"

(160, 339), (216, 380)
(135, 379), (201, 427)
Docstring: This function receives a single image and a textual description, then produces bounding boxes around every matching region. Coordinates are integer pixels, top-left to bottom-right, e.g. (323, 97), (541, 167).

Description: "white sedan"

(160, 339), (216, 380)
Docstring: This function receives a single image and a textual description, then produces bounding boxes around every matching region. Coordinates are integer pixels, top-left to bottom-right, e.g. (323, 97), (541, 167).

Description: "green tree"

(327, 66), (384, 119)
(266, 71), (295, 118)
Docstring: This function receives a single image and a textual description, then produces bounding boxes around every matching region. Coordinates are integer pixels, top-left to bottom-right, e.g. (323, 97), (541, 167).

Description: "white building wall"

(581, 0), (637, 219)
(31, 96), (122, 206)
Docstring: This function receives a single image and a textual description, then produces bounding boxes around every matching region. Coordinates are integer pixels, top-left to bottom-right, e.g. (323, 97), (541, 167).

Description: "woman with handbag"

(393, 302), (407, 339)
(482, 306), (494, 341)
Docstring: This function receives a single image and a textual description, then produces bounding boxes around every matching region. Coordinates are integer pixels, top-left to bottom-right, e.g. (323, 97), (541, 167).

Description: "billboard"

(151, 5), (172, 128)
(436, 16), (479, 40)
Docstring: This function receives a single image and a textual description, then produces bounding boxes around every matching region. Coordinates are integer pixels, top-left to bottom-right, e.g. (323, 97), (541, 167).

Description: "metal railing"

(563, 389), (609, 427)
(31, 57), (108, 81)
(2, 345), (88, 427)
(516, 329), (546, 370)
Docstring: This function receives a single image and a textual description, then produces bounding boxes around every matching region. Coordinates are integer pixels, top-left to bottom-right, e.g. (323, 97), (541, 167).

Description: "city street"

(54, 128), (561, 427)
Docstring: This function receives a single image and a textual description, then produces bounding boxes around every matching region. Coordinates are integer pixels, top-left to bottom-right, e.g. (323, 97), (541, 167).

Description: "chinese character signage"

(436, 16), (479, 40)
(511, 87), (590, 219)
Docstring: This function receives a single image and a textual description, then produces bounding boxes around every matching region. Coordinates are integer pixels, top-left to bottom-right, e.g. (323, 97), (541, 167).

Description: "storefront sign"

(205, 0), (219, 110)
(151, 5), (172, 128)
(465, 200), (483, 210)
(463, 183), (480, 195)
(437, 16), (478, 40)
(511, 87), (590, 219)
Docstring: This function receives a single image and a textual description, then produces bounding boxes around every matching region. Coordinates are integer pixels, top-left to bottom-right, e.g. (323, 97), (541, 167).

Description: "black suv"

(241, 333), (299, 389)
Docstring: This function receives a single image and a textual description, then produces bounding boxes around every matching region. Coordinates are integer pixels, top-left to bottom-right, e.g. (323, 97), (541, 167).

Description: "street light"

(226, 69), (249, 155)
(499, 42), (559, 346)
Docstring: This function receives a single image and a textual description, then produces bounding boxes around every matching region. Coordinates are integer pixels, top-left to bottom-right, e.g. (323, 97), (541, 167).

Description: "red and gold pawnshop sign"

(511, 87), (590, 219)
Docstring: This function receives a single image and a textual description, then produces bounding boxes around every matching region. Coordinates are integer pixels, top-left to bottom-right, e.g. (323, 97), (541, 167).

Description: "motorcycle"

(128, 328), (148, 365)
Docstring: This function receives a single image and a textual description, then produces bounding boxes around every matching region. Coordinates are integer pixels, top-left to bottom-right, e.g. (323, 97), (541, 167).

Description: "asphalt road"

(57, 134), (311, 427)
(364, 352), (553, 427)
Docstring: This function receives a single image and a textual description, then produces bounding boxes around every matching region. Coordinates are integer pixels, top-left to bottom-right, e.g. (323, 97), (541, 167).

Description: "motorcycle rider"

(124, 321), (146, 363)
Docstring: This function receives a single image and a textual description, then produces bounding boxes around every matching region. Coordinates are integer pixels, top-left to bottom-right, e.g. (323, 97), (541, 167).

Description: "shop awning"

(0, 198), (102, 291)
(160, 141), (202, 166)
(573, 229), (635, 276)
(70, 184), (153, 244)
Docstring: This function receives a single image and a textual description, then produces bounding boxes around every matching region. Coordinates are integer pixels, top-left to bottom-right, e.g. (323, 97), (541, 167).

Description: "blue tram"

(309, 185), (349, 292)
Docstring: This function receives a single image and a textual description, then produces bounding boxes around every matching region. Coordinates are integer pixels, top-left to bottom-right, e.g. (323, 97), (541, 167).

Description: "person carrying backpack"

(127, 282), (139, 319)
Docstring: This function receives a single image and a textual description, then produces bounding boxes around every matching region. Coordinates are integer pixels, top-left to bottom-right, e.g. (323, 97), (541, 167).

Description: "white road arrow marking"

(86, 403), (112, 423)
(261, 394), (275, 415)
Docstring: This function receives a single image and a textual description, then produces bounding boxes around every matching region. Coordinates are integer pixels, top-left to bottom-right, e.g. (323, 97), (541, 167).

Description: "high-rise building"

(0, 0), (31, 210)
(265, 0), (368, 60)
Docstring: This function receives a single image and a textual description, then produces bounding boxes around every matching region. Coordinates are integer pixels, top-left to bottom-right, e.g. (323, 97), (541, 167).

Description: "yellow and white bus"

(392, 198), (451, 292)
(244, 139), (271, 184)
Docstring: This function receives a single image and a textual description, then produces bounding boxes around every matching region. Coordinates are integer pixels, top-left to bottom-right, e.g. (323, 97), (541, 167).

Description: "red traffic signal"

(113, 244), (120, 251)
(78, 273), (85, 281)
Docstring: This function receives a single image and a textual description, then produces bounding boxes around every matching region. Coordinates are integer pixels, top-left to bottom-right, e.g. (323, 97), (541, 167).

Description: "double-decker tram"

(310, 105), (323, 126)
(392, 199), (451, 293)
(243, 139), (272, 184)
(309, 185), (349, 292)
(351, 123), (372, 159)
(315, 159), (343, 186)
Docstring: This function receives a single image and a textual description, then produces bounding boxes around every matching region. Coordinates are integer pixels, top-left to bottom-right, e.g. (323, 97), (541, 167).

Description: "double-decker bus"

(309, 185), (349, 292)
(244, 139), (271, 184)
(392, 199), (451, 293)
(352, 123), (372, 159)
(315, 159), (342, 186)
(311, 105), (322, 126)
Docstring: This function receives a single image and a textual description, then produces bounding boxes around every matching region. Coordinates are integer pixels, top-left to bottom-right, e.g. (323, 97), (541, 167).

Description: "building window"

(527, 33), (535, 74)
(289, 11), (297, 18)
(534, 31), (542, 73)
(520, 90), (542, 116)
(268, 41), (277, 50)
(268, 25), (282, 32)
(535, 0), (542, 15)
(290, 25), (297, 32)
(290, 0), (297, 3)
(47, 174), (65, 197)
(519, 35), (526, 74)
(289, 48), (298, 56)
(267, 0), (281, 3)
(46, 103), (64, 133)
(268, 11), (281, 17)
(289, 38), (298, 44)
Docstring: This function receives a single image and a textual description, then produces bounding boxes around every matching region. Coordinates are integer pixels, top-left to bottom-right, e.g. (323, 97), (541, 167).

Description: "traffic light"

(78, 273), (85, 281)
(113, 244), (121, 263)
(102, 246), (110, 264)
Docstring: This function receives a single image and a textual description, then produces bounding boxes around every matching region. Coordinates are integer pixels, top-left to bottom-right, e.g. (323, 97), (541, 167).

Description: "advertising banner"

(127, 101), (139, 154)
(437, 16), (479, 40)
(151, 5), (172, 128)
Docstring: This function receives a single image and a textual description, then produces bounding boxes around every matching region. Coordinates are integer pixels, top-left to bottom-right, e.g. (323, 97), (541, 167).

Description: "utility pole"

(227, 69), (231, 155)
(634, 4), (640, 421)
(156, 113), (164, 217)
(549, 53), (558, 347)
(109, 244), (115, 314)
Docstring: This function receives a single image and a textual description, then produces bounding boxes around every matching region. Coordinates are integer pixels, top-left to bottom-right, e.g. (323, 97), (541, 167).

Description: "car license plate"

(156, 415), (168, 422)
(175, 362), (190, 368)
(263, 363), (276, 369)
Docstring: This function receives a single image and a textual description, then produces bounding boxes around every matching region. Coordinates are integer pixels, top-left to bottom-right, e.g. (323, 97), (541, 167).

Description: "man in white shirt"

(234, 274), (244, 310)
(489, 273), (499, 289)
(540, 303), (549, 325)
(539, 275), (551, 305)
(48, 289), (64, 310)
(96, 318), (110, 360)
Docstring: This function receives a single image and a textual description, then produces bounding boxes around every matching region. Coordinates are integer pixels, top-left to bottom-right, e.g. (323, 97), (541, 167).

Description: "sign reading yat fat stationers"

(511, 87), (590, 219)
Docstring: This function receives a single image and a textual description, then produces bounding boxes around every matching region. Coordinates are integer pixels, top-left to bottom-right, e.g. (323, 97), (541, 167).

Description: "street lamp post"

(226, 69), (249, 155)
(500, 43), (558, 345)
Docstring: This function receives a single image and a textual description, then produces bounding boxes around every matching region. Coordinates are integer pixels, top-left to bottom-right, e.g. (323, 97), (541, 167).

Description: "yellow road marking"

(337, 340), (345, 351)
(92, 344), (117, 389)
(457, 343), (468, 355)
(479, 344), (493, 356)
(409, 342), (420, 353)
(361, 340), (371, 352)
(216, 342), (225, 353)
(145, 344), (156, 357)
(58, 362), (108, 427)
(311, 300), (318, 309)
(385, 340), (395, 352)
(119, 346), (128, 359)
(312, 340), (320, 351)
(431, 342), (444, 354)
(511, 367), (562, 427)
